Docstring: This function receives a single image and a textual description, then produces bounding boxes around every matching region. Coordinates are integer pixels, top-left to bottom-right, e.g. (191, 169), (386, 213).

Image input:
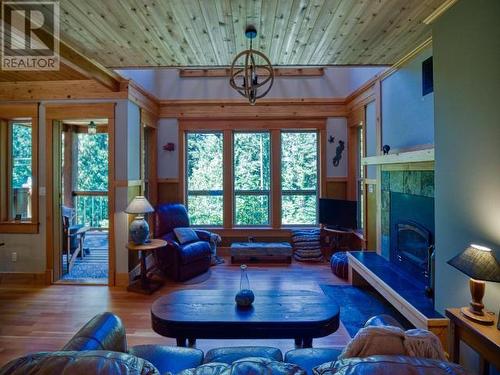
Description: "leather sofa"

(0, 312), (204, 375)
(0, 312), (468, 375)
(154, 203), (212, 281)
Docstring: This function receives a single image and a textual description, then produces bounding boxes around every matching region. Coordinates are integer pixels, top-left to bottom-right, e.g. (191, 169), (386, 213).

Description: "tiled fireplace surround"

(380, 169), (435, 261)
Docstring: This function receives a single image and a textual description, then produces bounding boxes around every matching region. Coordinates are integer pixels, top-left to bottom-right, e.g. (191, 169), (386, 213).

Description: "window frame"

(179, 120), (325, 230)
(280, 130), (320, 226)
(185, 130), (225, 227)
(232, 131), (271, 227)
(0, 103), (39, 233)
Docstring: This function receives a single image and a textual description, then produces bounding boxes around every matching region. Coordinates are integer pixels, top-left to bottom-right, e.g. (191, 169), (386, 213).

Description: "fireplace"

(394, 221), (433, 280)
(390, 192), (435, 287)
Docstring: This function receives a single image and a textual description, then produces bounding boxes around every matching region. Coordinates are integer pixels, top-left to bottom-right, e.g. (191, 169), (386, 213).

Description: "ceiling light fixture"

(229, 25), (274, 105)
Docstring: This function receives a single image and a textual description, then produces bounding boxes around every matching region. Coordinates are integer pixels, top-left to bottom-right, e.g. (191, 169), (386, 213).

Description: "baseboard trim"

(0, 272), (48, 286)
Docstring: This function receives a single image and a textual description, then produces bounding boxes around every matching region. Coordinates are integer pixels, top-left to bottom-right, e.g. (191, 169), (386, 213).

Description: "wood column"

(223, 130), (233, 228)
(63, 126), (74, 207)
(271, 130), (281, 229)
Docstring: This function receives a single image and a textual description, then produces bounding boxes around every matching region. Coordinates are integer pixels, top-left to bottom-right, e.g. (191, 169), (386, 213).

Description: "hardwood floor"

(0, 258), (350, 367)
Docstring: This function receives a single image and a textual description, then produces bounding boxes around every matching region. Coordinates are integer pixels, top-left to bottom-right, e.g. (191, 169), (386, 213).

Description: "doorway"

(53, 119), (109, 284)
(46, 103), (116, 286)
(58, 119), (109, 283)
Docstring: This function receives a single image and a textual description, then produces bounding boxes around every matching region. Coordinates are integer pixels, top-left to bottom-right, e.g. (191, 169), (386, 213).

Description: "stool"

(330, 251), (348, 279)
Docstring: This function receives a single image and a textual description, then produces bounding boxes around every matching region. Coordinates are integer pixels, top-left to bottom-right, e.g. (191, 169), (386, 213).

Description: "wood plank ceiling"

(55, 0), (446, 68)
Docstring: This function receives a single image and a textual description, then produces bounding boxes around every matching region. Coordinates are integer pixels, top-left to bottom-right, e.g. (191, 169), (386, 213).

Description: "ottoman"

(330, 251), (348, 279)
(230, 242), (293, 263)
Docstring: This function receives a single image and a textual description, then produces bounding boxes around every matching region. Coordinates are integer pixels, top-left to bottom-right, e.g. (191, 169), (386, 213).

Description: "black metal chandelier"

(229, 25), (274, 105)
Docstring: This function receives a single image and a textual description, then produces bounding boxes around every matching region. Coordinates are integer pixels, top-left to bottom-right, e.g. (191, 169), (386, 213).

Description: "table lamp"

(125, 196), (154, 245)
(447, 244), (500, 325)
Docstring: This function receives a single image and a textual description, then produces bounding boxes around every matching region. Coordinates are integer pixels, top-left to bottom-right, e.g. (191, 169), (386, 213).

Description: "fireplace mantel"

(362, 148), (434, 166)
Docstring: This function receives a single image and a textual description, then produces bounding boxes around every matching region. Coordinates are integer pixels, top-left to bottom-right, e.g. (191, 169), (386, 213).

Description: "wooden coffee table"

(151, 289), (339, 348)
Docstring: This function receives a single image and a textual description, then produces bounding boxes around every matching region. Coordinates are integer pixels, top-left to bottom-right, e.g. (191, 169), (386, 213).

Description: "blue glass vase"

(235, 264), (254, 307)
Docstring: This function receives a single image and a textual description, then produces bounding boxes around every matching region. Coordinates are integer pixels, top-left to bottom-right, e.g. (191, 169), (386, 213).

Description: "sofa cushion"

(312, 355), (468, 375)
(0, 351), (160, 375)
(285, 349), (341, 375)
(204, 346), (283, 364)
(179, 241), (211, 265)
(179, 357), (306, 375)
(129, 345), (203, 375)
(174, 228), (200, 245)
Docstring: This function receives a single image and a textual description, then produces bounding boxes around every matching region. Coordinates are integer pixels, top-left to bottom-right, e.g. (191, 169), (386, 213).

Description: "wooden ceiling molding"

(53, 0), (447, 68)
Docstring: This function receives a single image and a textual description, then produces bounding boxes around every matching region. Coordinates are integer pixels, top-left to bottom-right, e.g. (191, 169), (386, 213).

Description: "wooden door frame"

(45, 103), (116, 286)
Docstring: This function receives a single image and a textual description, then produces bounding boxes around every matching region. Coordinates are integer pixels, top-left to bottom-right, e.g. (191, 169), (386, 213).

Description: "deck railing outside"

(73, 191), (108, 229)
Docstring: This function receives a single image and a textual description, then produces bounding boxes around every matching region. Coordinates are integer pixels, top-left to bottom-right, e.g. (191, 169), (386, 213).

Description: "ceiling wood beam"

(2, 2), (121, 92)
(159, 98), (347, 119)
(58, 43), (121, 92)
(0, 80), (127, 101)
(423, 0), (459, 24)
(179, 68), (325, 78)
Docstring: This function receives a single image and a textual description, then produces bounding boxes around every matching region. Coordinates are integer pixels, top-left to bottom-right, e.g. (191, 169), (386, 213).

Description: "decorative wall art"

(332, 140), (345, 167)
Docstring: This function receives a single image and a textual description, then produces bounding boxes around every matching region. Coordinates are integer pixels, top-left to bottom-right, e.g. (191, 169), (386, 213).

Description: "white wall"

(157, 119), (179, 179)
(127, 101), (141, 180)
(381, 47), (434, 150)
(434, 1), (500, 373)
(434, 0), (500, 315)
(117, 67), (384, 100)
(326, 118), (348, 178)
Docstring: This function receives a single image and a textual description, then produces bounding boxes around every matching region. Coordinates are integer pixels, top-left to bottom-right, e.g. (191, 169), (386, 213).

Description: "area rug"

(178, 269), (212, 285)
(320, 284), (412, 337)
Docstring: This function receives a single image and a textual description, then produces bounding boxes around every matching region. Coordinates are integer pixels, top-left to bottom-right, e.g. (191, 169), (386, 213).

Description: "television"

(319, 198), (357, 230)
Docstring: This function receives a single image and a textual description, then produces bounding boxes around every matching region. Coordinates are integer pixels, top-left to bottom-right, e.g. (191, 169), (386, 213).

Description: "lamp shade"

(125, 196), (154, 214)
(447, 244), (500, 282)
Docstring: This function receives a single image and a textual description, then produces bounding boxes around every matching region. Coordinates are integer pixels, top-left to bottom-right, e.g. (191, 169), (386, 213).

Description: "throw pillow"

(174, 228), (199, 244)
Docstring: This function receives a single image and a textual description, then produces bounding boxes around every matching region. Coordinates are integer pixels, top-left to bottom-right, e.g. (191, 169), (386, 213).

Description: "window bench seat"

(347, 251), (449, 350)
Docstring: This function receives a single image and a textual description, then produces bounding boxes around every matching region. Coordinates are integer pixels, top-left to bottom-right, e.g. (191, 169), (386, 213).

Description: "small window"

(9, 121), (33, 220)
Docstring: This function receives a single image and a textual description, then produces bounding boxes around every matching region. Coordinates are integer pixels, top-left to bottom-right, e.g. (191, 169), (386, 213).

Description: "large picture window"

(233, 132), (270, 226)
(186, 132), (224, 226)
(281, 131), (318, 225)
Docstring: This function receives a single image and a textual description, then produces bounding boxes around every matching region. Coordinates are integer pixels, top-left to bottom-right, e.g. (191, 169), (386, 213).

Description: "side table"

(126, 239), (166, 294)
(320, 226), (365, 260)
(446, 307), (500, 375)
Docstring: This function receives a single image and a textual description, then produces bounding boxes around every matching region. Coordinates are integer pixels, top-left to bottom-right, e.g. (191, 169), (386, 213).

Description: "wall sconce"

(163, 143), (175, 152)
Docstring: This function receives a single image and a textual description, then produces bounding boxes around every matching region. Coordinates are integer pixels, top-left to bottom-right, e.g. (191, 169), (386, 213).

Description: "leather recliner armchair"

(154, 203), (212, 281)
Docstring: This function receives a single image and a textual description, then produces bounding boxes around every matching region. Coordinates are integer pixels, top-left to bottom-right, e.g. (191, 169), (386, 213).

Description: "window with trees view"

(233, 132), (270, 225)
(186, 132), (224, 226)
(10, 122), (33, 220)
(281, 131), (318, 225)
(184, 128), (320, 227)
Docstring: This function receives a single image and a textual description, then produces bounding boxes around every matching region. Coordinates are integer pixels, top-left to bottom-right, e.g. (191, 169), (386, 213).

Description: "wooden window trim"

(179, 119), (326, 230)
(0, 104), (39, 233)
(233, 131), (271, 227)
(280, 130), (320, 226)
